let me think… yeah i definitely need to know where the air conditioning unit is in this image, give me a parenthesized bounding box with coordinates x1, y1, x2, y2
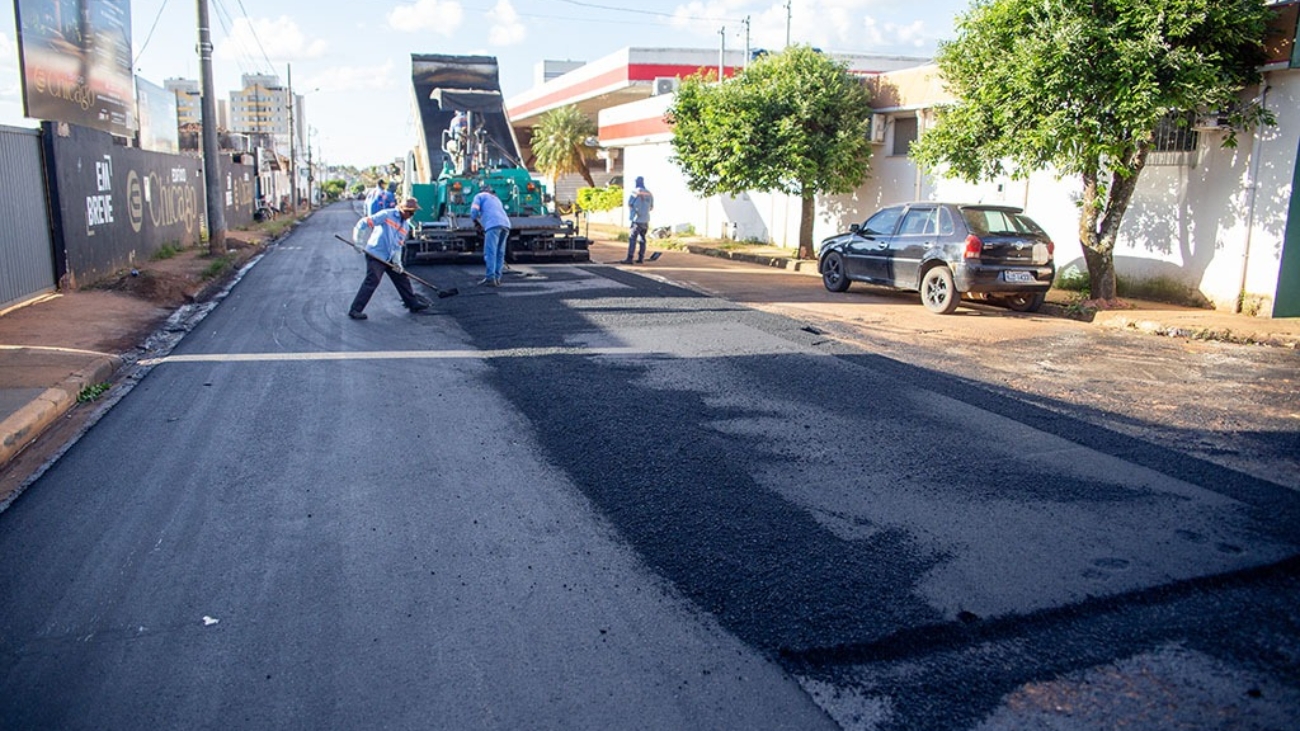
(652, 77, 680, 96)
(1192, 113, 1227, 131)
(870, 114, 887, 144)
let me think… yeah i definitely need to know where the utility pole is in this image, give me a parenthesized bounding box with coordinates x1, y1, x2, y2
(306, 127, 314, 208)
(718, 26, 726, 82)
(197, 0, 226, 254)
(743, 16, 751, 70)
(288, 63, 297, 214)
(785, 0, 792, 48)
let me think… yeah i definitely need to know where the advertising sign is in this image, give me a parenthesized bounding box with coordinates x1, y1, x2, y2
(43, 121, 201, 288)
(136, 76, 179, 153)
(13, 0, 136, 138)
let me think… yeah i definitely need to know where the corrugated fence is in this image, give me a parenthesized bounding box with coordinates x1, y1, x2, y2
(0, 125, 55, 310)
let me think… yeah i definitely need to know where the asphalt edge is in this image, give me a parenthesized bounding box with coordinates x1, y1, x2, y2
(0, 226, 286, 514)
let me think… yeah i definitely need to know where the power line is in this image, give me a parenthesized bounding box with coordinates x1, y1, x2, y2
(233, 0, 278, 73)
(132, 0, 171, 68)
(211, 0, 276, 79)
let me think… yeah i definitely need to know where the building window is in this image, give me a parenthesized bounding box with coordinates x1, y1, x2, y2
(892, 116, 918, 157)
(1153, 112, 1199, 152)
(1148, 111, 1200, 167)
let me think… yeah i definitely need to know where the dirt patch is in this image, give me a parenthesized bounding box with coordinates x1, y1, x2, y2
(91, 232, 268, 309)
(0, 228, 275, 359)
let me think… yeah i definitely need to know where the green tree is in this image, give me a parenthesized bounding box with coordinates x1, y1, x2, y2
(532, 105, 598, 187)
(910, 0, 1274, 302)
(321, 179, 347, 202)
(667, 45, 873, 259)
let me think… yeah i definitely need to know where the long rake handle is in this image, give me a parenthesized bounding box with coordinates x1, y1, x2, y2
(333, 234, 443, 292)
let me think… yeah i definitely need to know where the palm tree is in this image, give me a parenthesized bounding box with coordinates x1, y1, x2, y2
(531, 105, 598, 187)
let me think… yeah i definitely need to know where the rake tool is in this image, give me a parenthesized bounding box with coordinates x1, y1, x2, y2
(334, 234, 458, 298)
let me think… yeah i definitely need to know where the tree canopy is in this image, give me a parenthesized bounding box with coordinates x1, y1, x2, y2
(531, 104, 599, 187)
(667, 46, 873, 258)
(910, 0, 1274, 301)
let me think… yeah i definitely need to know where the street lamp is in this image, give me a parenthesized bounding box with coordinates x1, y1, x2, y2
(307, 126, 319, 208)
(289, 83, 321, 212)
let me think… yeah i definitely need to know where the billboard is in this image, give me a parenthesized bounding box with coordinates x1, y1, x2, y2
(136, 76, 178, 153)
(13, 0, 136, 138)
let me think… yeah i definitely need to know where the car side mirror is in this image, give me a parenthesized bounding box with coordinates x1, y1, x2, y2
(849, 223, 861, 234)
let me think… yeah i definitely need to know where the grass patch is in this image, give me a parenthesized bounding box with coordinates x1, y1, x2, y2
(201, 255, 235, 280)
(77, 382, 111, 403)
(1054, 267, 1090, 295)
(256, 217, 296, 237)
(1058, 294, 1100, 320)
(151, 243, 184, 261)
(1057, 266, 1210, 309)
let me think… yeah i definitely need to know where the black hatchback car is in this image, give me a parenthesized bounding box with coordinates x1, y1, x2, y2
(819, 202, 1056, 314)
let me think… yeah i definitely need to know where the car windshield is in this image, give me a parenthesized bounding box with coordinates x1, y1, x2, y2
(861, 207, 903, 236)
(961, 208, 1046, 236)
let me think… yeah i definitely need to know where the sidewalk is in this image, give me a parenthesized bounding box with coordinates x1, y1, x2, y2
(670, 240, 1300, 348)
(3, 232, 1297, 496)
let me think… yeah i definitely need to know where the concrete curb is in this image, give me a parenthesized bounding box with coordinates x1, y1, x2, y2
(1093, 313, 1300, 349)
(0, 354, 121, 468)
(683, 245, 821, 274)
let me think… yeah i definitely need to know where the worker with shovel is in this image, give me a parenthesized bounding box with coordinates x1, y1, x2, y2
(347, 197, 432, 320)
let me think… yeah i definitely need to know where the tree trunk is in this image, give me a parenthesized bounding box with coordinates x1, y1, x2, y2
(577, 159, 596, 188)
(1081, 244, 1117, 300)
(1076, 144, 1148, 302)
(797, 192, 817, 260)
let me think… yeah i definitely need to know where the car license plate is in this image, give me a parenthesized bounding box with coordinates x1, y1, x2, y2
(1004, 270, 1035, 283)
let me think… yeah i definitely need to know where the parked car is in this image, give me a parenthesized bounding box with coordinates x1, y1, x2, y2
(818, 202, 1056, 314)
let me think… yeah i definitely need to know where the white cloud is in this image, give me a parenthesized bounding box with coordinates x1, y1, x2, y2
(487, 0, 526, 46)
(215, 17, 328, 63)
(862, 17, 929, 49)
(667, 1, 939, 53)
(303, 60, 398, 93)
(388, 0, 465, 35)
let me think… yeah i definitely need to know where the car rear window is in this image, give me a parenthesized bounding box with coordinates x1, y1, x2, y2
(961, 208, 1046, 236)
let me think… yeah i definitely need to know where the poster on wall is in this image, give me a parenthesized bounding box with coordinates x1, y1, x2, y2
(13, 0, 136, 138)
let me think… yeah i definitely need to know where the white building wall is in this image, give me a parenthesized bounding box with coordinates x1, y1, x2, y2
(1242, 71, 1298, 311)
(619, 144, 705, 231)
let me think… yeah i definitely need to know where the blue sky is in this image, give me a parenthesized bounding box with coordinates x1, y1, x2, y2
(0, 0, 971, 168)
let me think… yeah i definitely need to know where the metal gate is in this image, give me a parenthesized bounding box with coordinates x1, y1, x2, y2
(0, 125, 54, 310)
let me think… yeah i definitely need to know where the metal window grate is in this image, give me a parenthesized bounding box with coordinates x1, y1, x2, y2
(1153, 112, 1199, 152)
(1148, 112, 1200, 166)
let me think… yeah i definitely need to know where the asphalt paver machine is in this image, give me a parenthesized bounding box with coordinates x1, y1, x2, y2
(403, 54, 589, 264)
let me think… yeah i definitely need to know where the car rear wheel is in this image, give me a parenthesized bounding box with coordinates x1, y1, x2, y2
(1000, 291, 1046, 312)
(822, 252, 850, 292)
(921, 265, 960, 314)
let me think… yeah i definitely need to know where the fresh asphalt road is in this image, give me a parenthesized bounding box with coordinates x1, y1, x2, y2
(2, 203, 1298, 730)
